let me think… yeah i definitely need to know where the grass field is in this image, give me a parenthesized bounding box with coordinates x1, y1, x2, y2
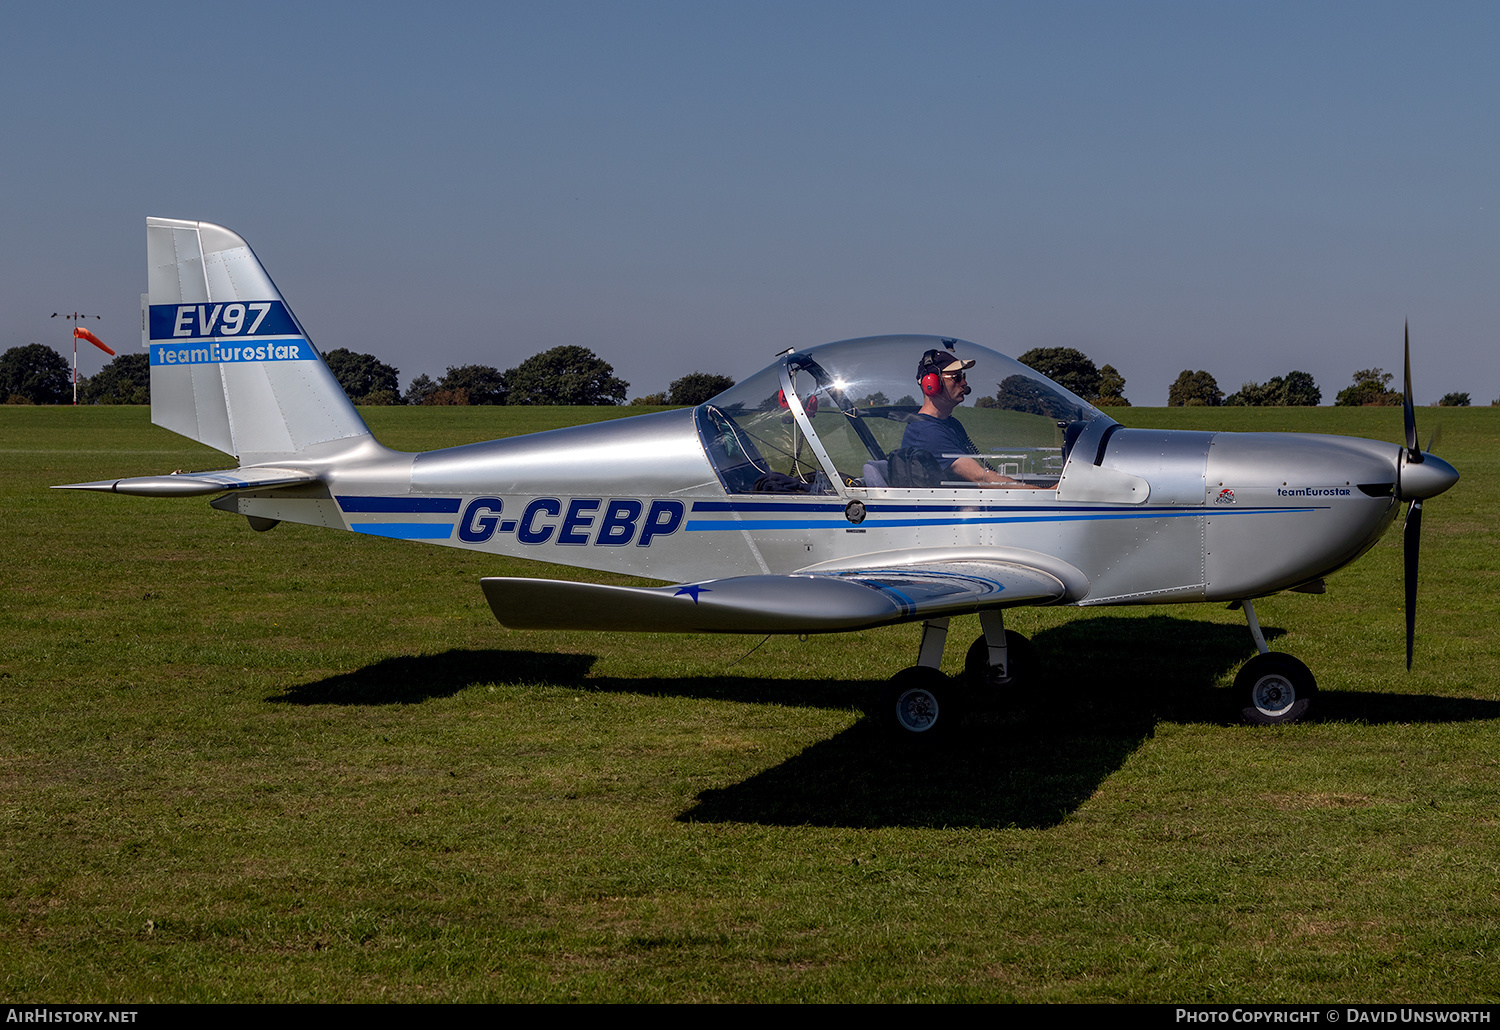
(3, 402, 1497, 1002)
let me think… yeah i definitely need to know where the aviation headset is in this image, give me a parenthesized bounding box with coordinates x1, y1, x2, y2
(919, 350, 974, 397)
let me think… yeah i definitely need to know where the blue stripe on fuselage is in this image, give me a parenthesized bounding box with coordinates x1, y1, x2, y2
(683, 506, 1318, 532)
(349, 523, 456, 540)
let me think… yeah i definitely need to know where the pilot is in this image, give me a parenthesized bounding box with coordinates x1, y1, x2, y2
(902, 349, 1041, 488)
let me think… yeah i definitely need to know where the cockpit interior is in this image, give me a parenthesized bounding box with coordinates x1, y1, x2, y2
(695, 335, 1114, 494)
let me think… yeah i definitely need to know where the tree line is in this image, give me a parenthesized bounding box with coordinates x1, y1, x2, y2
(961, 349, 1482, 408)
(0, 344, 148, 405)
(1165, 366, 1473, 407)
(325, 345, 639, 406)
(999, 348, 1132, 407)
(350, 348, 734, 407)
(1, 340, 1483, 408)
(0, 341, 739, 408)
(1167, 368, 1322, 407)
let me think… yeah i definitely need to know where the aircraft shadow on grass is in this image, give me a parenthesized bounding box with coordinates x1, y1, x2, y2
(271, 615, 1500, 830)
(269, 649, 600, 705)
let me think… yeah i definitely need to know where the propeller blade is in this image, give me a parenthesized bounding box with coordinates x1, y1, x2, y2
(1404, 499, 1423, 670)
(1403, 322, 1421, 464)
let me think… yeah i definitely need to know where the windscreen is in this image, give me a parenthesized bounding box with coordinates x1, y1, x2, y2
(696, 335, 1114, 492)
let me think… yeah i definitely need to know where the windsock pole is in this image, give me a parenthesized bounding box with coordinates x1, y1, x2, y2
(52, 312, 107, 404)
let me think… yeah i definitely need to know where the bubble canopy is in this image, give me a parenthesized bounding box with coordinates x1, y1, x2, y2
(695, 334, 1116, 494)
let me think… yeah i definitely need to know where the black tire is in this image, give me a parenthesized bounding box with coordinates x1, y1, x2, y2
(963, 630, 1033, 691)
(1235, 653, 1317, 725)
(881, 666, 960, 742)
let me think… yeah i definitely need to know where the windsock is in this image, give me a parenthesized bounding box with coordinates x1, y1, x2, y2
(74, 327, 114, 355)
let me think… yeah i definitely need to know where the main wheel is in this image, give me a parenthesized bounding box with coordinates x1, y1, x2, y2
(1235, 653, 1317, 725)
(882, 666, 960, 742)
(964, 630, 1033, 690)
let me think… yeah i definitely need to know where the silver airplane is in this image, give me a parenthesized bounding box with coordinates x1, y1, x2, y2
(59, 218, 1460, 740)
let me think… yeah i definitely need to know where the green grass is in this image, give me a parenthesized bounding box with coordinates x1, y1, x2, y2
(3, 403, 1498, 1002)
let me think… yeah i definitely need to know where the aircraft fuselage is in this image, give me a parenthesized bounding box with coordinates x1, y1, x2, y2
(210, 406, 1409, 608)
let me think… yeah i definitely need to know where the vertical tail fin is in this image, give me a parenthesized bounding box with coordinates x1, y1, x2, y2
(145, 217, 371, 463)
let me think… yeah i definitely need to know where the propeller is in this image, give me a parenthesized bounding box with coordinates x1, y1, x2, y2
(1395, 323, 1460, 669)
(1403, 490, 1422, 670)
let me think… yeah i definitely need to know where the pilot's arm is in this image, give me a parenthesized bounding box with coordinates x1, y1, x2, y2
(948, 455, 1045, 489)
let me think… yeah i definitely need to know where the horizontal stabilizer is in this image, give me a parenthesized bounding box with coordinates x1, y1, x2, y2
(53, 467, 320, 497)
(481, 562, 1065, 634)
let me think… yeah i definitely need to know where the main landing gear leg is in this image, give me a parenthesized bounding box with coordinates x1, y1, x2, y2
(881, 618, 958, 742)
(1242, 599, 1269, 655)
(1233, 599, 1317, 725)
(916, 617, 949, 669)
(978, 610, 1010, 677)
(963, 610, 1035, 711)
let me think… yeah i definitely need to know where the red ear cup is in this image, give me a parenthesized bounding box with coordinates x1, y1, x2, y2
(777, 388, 820, 415)
(921, 372, 941, 397)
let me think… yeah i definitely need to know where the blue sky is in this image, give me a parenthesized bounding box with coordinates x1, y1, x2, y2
(3, 1, 1495, 404)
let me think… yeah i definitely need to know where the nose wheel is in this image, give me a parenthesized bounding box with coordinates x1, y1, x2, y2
(1235, 652, 1317, 725)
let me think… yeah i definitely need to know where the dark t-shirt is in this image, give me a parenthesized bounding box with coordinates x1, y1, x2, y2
(900, 413, 979, 472)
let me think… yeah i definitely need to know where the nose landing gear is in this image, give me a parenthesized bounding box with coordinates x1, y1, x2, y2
(1235, 651, 1317, 725)
(1233, 600, 1317, 725)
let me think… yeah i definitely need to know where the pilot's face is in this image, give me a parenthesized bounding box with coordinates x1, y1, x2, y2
(941, 369, 970, 404)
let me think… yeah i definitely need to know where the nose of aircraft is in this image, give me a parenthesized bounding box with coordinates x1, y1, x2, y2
(1398, 451, 1460, 501)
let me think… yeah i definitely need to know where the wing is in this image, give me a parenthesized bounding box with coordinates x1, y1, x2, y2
(53, 467, 321, 497)
(480, 561, 1066, 634)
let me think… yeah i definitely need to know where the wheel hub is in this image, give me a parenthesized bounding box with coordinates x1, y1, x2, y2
(1252, 675, 1296, 718)
(894, 688, 939, 732)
